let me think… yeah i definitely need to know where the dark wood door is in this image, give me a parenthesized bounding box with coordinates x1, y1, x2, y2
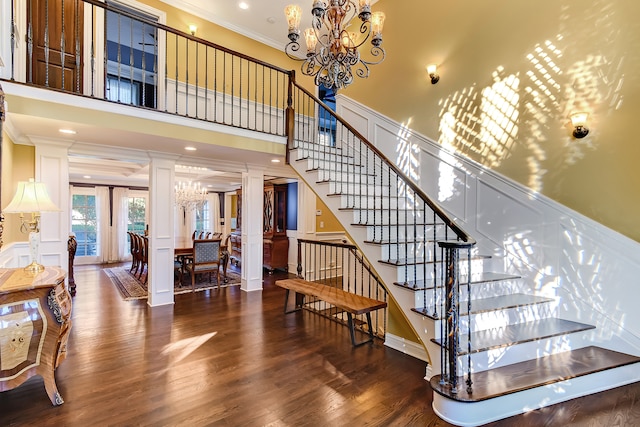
(27, 0, 84, 92)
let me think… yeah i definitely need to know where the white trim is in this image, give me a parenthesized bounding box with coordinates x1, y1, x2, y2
(384, 333, 429, 363)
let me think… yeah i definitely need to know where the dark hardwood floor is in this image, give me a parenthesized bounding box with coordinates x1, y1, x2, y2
(1, 264, 638, 426)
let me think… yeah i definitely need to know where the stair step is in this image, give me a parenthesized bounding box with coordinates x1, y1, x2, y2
(380, 255, 490, 267)
(432, 318, 595, 354)
(430, 346, 640, 402)
(412, 293, 552, 320)
(394, 272, 521, 291)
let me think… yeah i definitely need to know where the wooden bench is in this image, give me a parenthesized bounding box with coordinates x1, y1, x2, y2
(274, 278, 387, 347)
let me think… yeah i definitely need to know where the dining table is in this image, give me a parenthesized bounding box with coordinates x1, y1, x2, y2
(174, 242, 229, 283)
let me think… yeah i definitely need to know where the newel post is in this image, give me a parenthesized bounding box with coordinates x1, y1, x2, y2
(296, 238, 303, 278)
(438, 240, 475, 395)
(285, 70, 296, 166)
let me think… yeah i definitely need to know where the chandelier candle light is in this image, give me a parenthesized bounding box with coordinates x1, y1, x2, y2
(284, 0, 386, 90)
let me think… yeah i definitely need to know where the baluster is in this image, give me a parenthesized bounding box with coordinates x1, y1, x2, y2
(141, 22, 147, 106)
(60, 0, 65, 90)
(74, 0, 80, 93)
(26, 0, 33, 83)
(44, 0, 50, 86)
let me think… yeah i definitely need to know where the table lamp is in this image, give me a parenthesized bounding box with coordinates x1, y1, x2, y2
(3, 179, 60, 273)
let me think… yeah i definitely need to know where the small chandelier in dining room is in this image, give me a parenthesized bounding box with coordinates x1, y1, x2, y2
(284, 0, 386, 91)
(174, 169, 207, 212)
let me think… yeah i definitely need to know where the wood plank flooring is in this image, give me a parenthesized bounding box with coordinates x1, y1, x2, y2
(0, 264, 639, 426)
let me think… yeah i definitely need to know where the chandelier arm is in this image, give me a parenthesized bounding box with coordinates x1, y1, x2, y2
(359, 46, 385, 66)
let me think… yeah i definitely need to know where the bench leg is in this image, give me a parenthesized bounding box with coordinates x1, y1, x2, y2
(347, 312, 375, 347)
(284, 289, 304, 314)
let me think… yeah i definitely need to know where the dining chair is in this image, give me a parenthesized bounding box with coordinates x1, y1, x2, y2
(185, 239, 221, 291)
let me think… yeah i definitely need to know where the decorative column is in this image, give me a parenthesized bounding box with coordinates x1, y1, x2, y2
(33, 138, 71, 270)
(147, 154, 177, 307)
(241, 168, 263, 292)
(0, 83, 4, 249)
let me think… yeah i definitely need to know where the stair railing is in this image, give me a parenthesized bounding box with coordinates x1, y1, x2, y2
(296, 238, 387, 339)
(4, 0, 292, 136)
(287, 80, 476, 394)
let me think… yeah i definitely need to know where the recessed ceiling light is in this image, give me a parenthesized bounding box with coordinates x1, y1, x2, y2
(59, 129, 76, 134)
(271, 159, 281, 163)
(267, 16, 276, 24)
(185, 146, 197, 151)
(83, 175, 91, 179)
(239, 2, 249, 10)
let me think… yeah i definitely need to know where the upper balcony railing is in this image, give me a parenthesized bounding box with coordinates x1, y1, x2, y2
(1, 0, 291, 136)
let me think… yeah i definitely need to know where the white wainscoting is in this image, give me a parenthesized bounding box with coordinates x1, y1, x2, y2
(338, 95, 640, 356)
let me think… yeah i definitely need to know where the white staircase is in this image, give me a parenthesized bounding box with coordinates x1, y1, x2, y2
(288, 139, 640, 426)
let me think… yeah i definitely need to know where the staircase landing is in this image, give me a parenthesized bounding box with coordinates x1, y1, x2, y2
(431, 346, 640, 402)
(430, 346, 640, 426)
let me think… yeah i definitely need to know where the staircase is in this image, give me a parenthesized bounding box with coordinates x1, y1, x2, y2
(285, 84, 640, 426)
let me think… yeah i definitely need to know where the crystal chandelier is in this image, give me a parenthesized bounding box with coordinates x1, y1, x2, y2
(284, 0, 386, 91)
(175, 172, 207, 212)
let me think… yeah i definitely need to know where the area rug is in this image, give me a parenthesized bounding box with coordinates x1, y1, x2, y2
(104, 267, 241, 300)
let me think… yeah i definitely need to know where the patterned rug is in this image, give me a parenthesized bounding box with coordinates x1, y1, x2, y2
(104, 267, 241, 300)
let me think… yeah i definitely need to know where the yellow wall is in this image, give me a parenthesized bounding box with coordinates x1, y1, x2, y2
(344, 0, 640, 243)
(1, 133, 35, 245)
(315, 196, 343, 232)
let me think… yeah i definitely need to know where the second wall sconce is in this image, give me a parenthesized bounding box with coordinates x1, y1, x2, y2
(189, 24, 197, 36)
(426, 64, 439, 84)
(570, 112, 589, 138)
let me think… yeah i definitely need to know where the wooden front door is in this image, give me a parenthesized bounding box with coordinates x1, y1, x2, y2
(27, 0, 84, 92)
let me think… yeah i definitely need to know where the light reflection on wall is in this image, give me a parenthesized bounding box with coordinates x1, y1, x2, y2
(395, 118, 420, 184)
(395, 119, 420, 210)
(436, 69, 520, 203)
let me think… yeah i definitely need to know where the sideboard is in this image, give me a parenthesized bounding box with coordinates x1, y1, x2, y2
(0, 267, 72, 405)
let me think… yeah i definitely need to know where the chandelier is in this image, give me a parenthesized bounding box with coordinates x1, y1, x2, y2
(284, 0, 386, 91)
(175, 167, 207, 212)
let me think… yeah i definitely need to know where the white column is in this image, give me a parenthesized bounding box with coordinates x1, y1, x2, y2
(148, 154, 177, 307)
(33, 138, 71, 271)
(241, 169, 263, 292)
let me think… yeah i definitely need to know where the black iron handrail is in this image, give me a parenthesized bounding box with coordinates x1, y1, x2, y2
(5, 0, 292, 136)
(287, 80, 476, 393)
(295, 238, 388, 339)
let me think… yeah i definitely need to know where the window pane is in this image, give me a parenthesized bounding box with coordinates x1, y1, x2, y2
(195, 201, 209, 232)
(71, 194, 98, 257)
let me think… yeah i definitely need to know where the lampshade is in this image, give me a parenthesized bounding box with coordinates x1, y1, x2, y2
(3, 179, 60, 213)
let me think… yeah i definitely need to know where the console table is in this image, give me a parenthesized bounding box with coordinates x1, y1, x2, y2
(0, 267, 72, 405)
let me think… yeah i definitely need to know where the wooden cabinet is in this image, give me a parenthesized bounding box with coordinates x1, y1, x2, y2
(230, 184, 289, 272)
(0, 267, 71, 405)
(263, 184, 289, 272)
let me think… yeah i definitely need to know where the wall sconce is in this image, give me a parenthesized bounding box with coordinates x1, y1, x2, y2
(426, 64, 439, 84)
(3, 179, 60, 273)
(189, 24, 197, 36)
(570, 112, 589, 138)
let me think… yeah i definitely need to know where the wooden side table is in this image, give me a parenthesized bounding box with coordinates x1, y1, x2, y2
(0, 267, 72, 405)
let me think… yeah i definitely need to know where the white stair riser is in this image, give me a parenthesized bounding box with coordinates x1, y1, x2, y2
(327, 182, 390, 196)
(455, 329, 595, 375)
(351, 209, 439, 225)
(409, 279, 527, 310)
(340, 195, 407, 210)
(365, 224, 447, 241)
(431, 301, 557, 339)
(316, 170, 380, 185)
